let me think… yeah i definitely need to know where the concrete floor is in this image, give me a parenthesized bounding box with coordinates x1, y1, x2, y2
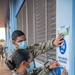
(0, 60, 12, 75)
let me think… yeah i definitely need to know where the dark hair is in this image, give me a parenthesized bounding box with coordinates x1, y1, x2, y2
(12, 30, 25, 41)
(6, 49, 30, 70)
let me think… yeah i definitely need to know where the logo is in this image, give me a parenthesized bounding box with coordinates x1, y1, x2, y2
(59, 38, 66, 54)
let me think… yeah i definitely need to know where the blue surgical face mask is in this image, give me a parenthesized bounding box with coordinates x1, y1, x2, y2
(18, 41, 27, 49)
(27, 62, 34, 73)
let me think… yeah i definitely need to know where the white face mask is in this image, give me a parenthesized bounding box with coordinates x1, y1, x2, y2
(18, 41, 27, 49)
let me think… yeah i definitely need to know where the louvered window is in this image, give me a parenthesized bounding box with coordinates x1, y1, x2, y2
(17, 8, 23, 31)
(34, 0, 56, 62)
(34, 0, 45, 43)
(17, 2, 27, 36)
(47, 0, 56, 60)
(27, 0, 34, 45)
(34, 0, 47, 62)
(22, 2, 26, 35)
(17, 0, 56, 63)
(17, 0, 34, 45)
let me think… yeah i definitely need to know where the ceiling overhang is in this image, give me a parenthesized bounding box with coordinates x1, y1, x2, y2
(0, 0, 9, 28)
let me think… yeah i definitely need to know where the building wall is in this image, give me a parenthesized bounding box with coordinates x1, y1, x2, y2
(56, 0, 75, 75)
(5, 0, 75, 74)
(72, 0, 75, 74)
(6, 0, 25, 55)
(17, 0, 56, 63)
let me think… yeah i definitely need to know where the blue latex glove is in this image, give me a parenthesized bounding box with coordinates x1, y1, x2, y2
(51, 67, 64, 75)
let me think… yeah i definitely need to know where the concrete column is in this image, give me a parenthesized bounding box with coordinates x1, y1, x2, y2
(56, 0, 75, 75)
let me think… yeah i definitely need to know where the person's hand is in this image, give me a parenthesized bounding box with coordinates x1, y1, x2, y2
(61, 68, 67, 75)
(52, 34, 64, 47)
(49, 61, 60, 69)
(49, 60, 57, 65)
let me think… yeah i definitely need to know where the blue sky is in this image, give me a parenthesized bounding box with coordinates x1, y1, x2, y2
(0, 28, 5, 40)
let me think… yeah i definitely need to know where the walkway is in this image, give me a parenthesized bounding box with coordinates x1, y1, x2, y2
(0, 60, 12, 75)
